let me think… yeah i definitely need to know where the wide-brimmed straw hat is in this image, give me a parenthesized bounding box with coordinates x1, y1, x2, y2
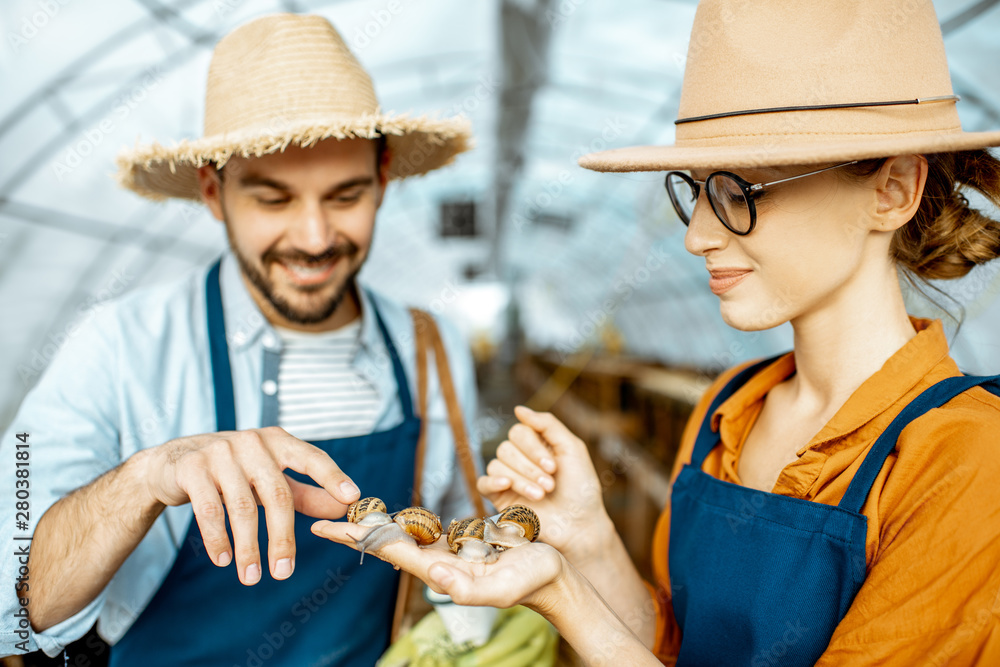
(580, 0, 1000, 172)
(116, 13, 472, 201)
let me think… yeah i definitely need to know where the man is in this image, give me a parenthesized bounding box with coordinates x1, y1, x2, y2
(0, 13, 481, 665)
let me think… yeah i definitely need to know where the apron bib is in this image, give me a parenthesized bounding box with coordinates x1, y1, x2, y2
(111, 259, 420, 666)
(669, 356, 1000, 666)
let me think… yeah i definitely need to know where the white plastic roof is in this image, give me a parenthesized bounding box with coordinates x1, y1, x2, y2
(2, 0, 999, 426)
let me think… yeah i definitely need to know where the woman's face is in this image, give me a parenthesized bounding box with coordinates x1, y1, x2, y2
(683, 164, 888, 331)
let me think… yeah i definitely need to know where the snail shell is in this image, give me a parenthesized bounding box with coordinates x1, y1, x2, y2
(447, 517, 486, 554)
(483, 505, 541, 549)
(348, 497, 387, 523)
(393, 506, 442, 546)
(352, 506, 442, 564)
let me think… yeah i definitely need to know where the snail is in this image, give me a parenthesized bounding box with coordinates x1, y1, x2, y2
(347, 497, 387, 523)
(347, 499, 442, 564)
(482, 505, 541, 550)
(446, 517, 498, 564)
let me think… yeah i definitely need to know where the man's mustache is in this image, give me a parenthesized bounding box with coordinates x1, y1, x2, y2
(264, 242, 359, 266)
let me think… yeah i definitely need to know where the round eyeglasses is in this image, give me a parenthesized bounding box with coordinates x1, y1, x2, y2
(664, 161, 858, 235)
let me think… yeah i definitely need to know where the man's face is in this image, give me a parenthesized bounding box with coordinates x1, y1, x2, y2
(197, 138, 389, 329)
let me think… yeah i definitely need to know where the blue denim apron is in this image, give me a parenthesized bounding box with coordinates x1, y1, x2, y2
(669, 356, 1000, 666)
(110, 259, 420, 666)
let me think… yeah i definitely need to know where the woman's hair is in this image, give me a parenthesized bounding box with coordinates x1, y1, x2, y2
(842, 150, 1000, 328)
(844, 150, 1000, 281)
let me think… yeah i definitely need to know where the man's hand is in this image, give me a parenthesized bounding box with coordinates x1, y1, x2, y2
(143, 426, 360, 585)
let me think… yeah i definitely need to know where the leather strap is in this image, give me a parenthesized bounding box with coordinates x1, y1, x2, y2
(412, 309, 486, 516)
(391, 309, 486, 642)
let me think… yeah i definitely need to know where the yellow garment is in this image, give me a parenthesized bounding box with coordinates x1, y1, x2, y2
(649, 318, 1000, 664)
(378, 605, 557, 667)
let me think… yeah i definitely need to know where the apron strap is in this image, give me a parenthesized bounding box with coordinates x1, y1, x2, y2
(690, 354, 785, 467)
(206, 259, 237, 432)
(838, 373, 1000, 513)
(206, 258, 416, 430)
(371, 298, 416, 422)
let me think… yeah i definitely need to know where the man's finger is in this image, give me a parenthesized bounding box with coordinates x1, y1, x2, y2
(246, 469, 297, 581)
(182, 469, 232, 567)
(287, 477, 351, 519)
(215, 465, 262, 586)
(265, 428, 361, 504)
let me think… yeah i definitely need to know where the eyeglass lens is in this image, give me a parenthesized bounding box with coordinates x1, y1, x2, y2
(666, 172, 697, 223)
(666, 172, 752, 234)
(706, 174, 752, 234)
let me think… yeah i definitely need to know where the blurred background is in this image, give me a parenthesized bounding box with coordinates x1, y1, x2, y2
(1, 0, 999, 663)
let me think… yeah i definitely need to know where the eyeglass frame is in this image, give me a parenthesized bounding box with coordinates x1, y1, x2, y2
(664, 160, 858, 235)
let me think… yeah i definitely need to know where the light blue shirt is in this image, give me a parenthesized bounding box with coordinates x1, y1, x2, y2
(0, 252, 482, 657)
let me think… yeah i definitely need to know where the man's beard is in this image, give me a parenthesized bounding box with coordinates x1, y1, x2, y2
(226, 228, 363, 326)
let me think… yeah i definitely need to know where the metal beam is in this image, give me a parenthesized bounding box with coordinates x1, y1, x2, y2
(489, 0, 556, 276)
(0, 199, 214, 259)
(941, 0, 1000, 35)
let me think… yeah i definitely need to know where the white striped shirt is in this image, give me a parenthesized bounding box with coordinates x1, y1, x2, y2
(275, 319, 381, 441)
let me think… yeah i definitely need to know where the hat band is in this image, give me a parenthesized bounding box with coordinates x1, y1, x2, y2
(675, 95, 960, 125)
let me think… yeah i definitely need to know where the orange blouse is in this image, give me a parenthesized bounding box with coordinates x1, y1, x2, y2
(648, 318, 1000, 665)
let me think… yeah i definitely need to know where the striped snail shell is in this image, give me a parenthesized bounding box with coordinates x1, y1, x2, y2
(447, 517, 486, 554)
(498, 505, 540, 542)
(393, 506, 442, 546)
(353, 505, 441, 564)
(483, 505, 541, 549)
(447, 517, 497, 563)
(348, 497, 388, 524)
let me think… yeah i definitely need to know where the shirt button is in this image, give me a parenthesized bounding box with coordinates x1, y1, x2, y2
(231, 331, 247, 345)
(261, 380, 278, 396)
(261, 333, 278, 350)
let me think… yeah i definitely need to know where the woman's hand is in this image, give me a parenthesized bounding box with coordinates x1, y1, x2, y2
(309, 518, 566, 613)
(310, 518, 662, 666)
(478, 406, 613, 563)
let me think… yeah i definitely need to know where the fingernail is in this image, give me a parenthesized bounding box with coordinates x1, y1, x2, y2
(217, 552, 231, 567)
(274, 557, 293, 579)
(245, 563, 261, 584)
(526, 484, 544, 500)
(496, 477, 511, 487)
(538, 476, 555, 492)
(340, 481, 360, 498)
(429, 564, 453, 587)
(541, 457, 556, 473)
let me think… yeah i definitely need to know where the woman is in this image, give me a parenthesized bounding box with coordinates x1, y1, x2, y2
(313, 1, 1000, 664)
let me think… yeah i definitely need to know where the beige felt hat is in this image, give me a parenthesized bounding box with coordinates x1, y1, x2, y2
(116, 13, 472, 201)
(579, 0, 1000, 172)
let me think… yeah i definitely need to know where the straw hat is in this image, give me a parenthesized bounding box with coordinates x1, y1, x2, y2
(580, 0, 1000, 172)
(116, 13, 472, 201)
